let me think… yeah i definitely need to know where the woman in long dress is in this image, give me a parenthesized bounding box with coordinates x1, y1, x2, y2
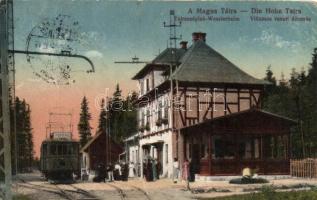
(128, 162, 135, 178)
(182, 159, 189, 181)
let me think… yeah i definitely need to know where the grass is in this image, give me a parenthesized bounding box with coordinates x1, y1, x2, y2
(13, 194, 31, 200)
(202, 186, 317, 200)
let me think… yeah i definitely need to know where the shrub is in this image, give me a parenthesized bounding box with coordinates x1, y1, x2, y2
(229, 177, 269, 184)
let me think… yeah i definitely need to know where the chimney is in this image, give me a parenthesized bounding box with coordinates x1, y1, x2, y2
(192, 32, 206, 42)
(180, 41, 188, 49)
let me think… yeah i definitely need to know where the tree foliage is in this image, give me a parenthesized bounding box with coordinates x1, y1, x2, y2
(12, 97, 34, 172)
(263, 48, 317, 158)
(97, 98, 107, 135)
(106, 84, 138, 143)
(78, 96, 92, 147)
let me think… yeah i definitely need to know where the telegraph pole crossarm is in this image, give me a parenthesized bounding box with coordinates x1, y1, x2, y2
(114, 55, 149, 64)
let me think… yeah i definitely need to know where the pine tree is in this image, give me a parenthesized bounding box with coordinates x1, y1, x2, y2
(264, 65, 277, 85)
(97, 98, 107, 135)
(109, 84, 124, 142)
(262, 48, 317, 158)
(107, 85, 138, 143)
(78, 96, 92, 147)
(303, 48, 317, 157)
(122, 92, 138, 137)
(14, 98, 34, 172)
(24, 103, 34, 171)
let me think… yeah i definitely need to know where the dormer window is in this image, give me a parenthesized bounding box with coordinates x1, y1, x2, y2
(146, 78, 150, 92)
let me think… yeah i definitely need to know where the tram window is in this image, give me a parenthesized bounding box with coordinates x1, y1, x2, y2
(73, 145, 78, 154)
(67, 144, 72, 155)
(50, 144, 56, 155)
(58, 144, 63, 155)
(43, 144, 47, 156)
(63, 144, 67, 155)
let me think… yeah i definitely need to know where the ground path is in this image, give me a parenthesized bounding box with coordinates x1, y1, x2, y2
(13, 172, 317, 199)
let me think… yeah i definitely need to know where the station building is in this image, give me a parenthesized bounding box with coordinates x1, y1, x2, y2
(131, 32, 296, 178)
(81, 132, 123, 172)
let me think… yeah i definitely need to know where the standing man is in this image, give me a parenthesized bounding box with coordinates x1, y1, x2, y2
(173, 158, 179, 183)
(129, 162, 135, 178)
(107, 163, 114, 182)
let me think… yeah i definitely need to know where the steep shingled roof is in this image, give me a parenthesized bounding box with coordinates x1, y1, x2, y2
(171, 40, 270, 85)
(132, 48, 186, 80)
(152, 48, 186, 64)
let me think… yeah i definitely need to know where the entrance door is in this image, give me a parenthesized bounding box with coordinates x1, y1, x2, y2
(191, 144, 200, 174)
(157, 145, 163, 163)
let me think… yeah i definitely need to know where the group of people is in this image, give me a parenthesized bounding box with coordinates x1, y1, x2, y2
(173, 158, 196, 183)
(93, 161, 139, 182)
(90, 158, 196, 183)
(143, 157, 162, 182)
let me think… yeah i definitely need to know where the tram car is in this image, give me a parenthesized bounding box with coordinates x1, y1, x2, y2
(40, 132, 80, 180)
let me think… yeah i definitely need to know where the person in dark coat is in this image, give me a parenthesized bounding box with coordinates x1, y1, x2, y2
(189, 159, 195, 182)
(143, 161, 147, 181)
(146, 159, 153, 181)
(93, 163, 106, 182)
(121, 162, 129, 181)
(100, 163, 107, 182)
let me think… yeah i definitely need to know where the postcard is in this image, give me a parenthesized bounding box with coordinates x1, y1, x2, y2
(0, 0, 317, 199)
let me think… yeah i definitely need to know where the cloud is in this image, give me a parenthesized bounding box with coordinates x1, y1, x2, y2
(254, 30, 300, 50)
(37, 43, 56, 53)
(85, 50, 103, 58)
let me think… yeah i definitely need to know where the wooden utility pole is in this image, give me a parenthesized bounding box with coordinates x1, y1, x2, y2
(0, 1, 13, 198)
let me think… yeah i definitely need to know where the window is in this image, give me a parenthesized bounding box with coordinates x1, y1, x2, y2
(238, 139, 252, 159)
(132, 150, 134, 162)
(67, 144, 73, 155)
(165, 144, 168, 164)
(164, 104, 168, 119)
(188, 144, 192, 158)
(73, 144, 78, 154)
(136, 150, 139, 163)
(146, 79, 150, 92)
(157, 101, 162, 120)
(43, 144, 47, 156)
(213, 137, 235, 159)
(146, 110, 150, 126)
(141, 111, 145, 127)
(140, 80, 144, 95)
(50, 144, 56, 155)
(58, 144, 63, 155)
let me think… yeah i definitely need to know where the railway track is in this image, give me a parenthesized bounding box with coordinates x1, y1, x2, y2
(107, 182, 151, 200)
(55, 184, 99, 200)
(17, 178, 99, 200)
